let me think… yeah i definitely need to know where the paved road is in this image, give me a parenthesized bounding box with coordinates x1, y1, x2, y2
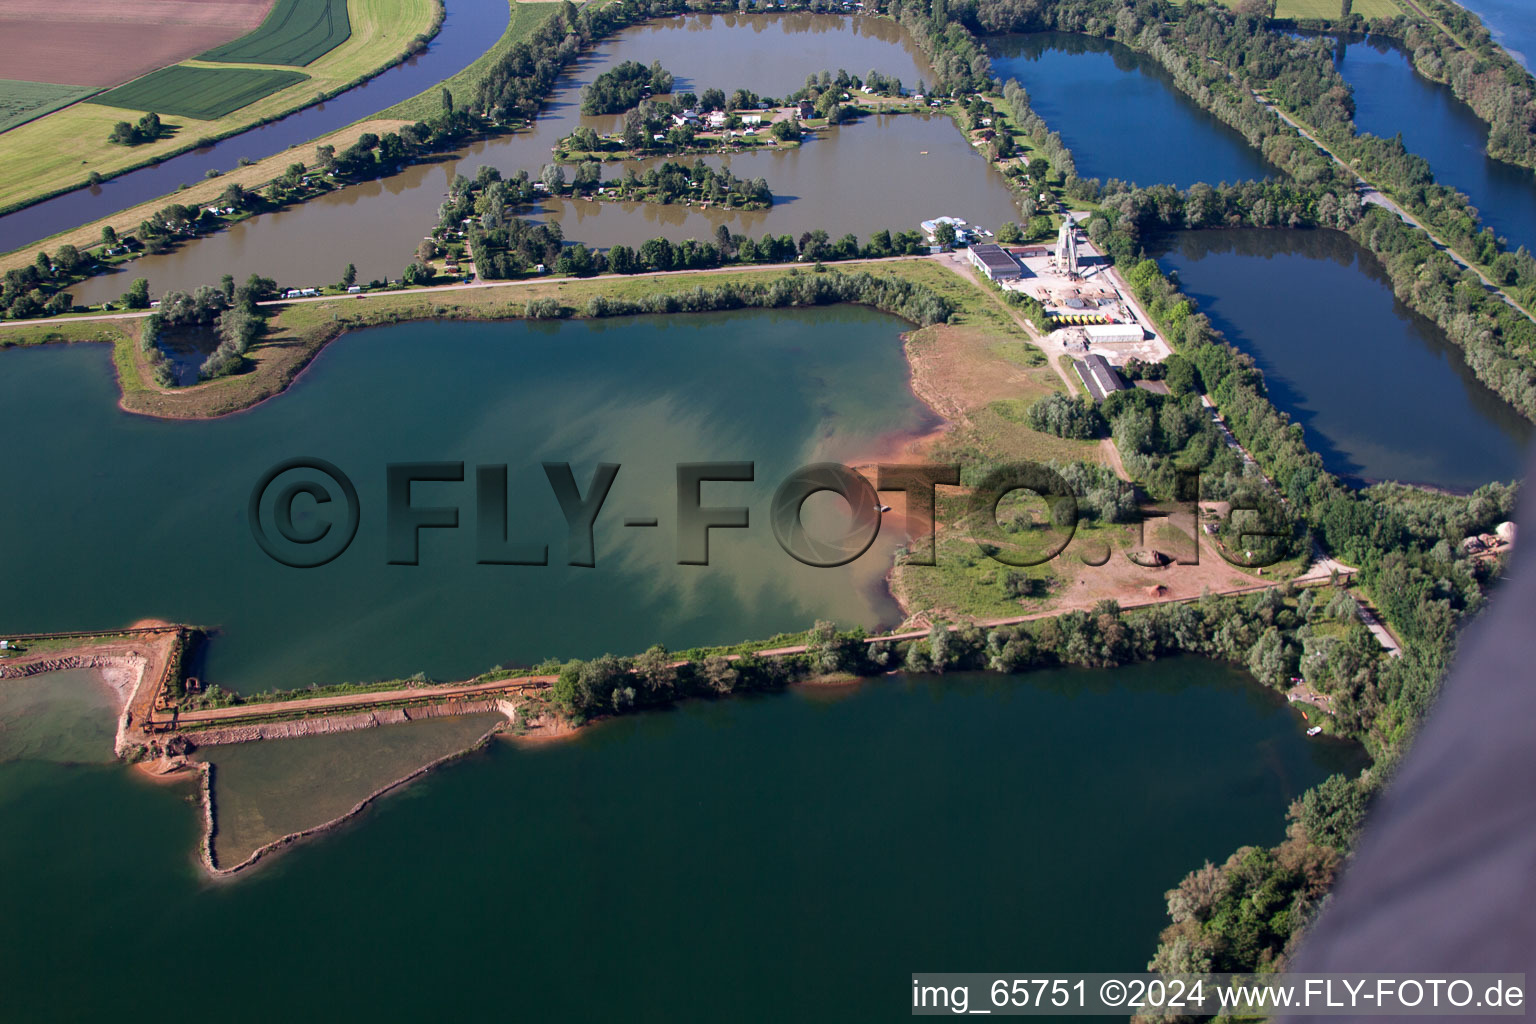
(1256, 98, 1534, 324)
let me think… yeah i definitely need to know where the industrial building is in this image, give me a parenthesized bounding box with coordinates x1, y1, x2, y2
(1053, 219, 1080, 276)
(1074, 353, 1129, 403)
(1083, 322, 1145, 344)
(967, 243, 1024, 281)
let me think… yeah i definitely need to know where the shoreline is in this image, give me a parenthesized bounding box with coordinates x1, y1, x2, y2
(0, 256, 938, 420)
(184, 700, 579, 877)
(191, 714, 511, 878)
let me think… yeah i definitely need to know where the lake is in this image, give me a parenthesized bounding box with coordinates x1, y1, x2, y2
(1324, 34, 1536, 254)
(1455, 0, 1534, 73)
(986, 32, 1280, 189)
(0, 658, 1364, 1020)
(72, 11, 1008, 305)
(1155, 228, 1531, 491)
(0, 307, 935, 693)
(68, 14, 1300, 305)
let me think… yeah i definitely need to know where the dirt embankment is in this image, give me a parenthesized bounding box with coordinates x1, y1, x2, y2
(181, 698, 508, 746)
(1, 649, 152, 756)
(193, 710, 513, 878)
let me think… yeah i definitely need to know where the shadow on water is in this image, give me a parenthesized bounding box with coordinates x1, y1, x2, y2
(1152, 228, 1531, 492)
(1295, 29, 1536, 254)
(987, 32, 1281, 188)
(0, 656, 1365, 1019)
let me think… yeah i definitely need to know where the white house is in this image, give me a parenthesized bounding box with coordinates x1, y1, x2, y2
(741, 113, 762, 125)
(707, 110, 727, 128)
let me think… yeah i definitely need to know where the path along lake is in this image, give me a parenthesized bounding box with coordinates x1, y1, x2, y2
(1321, 33, 1536, 254)
(0, 307, 936, 693)
(1155, 228, 1531, 491)
(0, 659, 1364, 1020)
(74, 17, 1288, 305)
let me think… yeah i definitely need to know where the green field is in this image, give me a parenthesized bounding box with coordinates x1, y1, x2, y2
(90, 66, 310, 120)
(197, 0, 353, 66)
(0, 80, 98, 134)
(1192, 0, 1402, 14)
(1281, 0, 1402, 16)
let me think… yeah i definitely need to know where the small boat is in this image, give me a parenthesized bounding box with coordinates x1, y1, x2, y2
(875, 504, 892, 513)
(1300, 709, 1308, 720)
(1306, 726, 1323, 737)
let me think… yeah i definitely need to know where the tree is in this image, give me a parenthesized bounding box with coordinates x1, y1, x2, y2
(1292, 774, 1367, 852)
(122, 278, 150, 310)
(1026, 392, 1105, 439)
(218, 182, 247, 210)
(634, 645, 677, 694)
(996, 221, 1023, 244)
(638, 237, 674, 271)
(933, 220, 957, 248)
(607, 244, 637, 274)
(1163, 354, 1203, 396)
(440, 86, 454, 114)
(926, 621, 952, 673)
(573, 160, 601, 192)
(540, 163, 566, 192)
(714, 224, 734, 257)
(416, 238, 438, 264)
(700, 654, 739, 694)
(402, 261, 431, 286)
(100, 225, 118, 247)
(341, 263, 357, 288)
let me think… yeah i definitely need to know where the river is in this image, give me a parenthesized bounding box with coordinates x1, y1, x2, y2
(986, 32, 1281, 189)
(1322, 33, 1536, 254)
(0, 658, 1364, 1020)
(0, 0, 514, 254)
(1155, 228, 1531, 491)
(0, 307, 935, 693)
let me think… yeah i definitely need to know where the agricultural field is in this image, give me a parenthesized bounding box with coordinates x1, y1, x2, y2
(1196, 0, 1404, 15)
(91, 67, 310, 121)
(0, 0, 273, 89)
(0, 0, 438, 221)
(0, 81, 98, 134)
(198, 0, 353, 66)
(1278, 0, 1402, 17)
